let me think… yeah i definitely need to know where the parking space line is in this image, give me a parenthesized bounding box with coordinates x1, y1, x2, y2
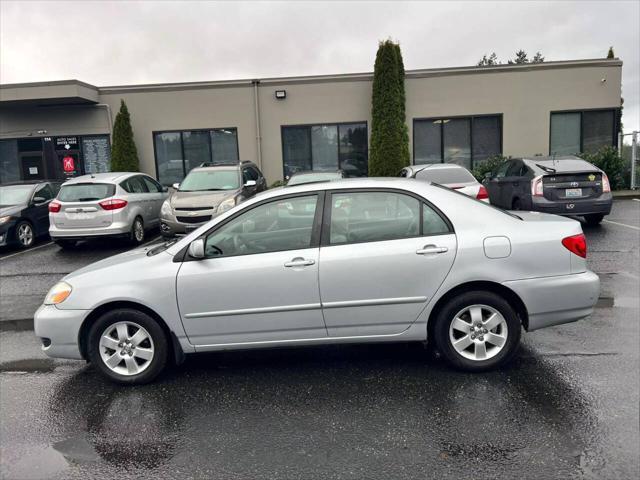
(0, 242, 54, 261)
(603, 219, 640, 231)
(633, 198, 640, 203)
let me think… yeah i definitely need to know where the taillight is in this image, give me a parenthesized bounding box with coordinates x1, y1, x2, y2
(562, 233, 587, 258)
(476, 185, 489, 200)
(531, 175, 544, 196)
(48, 201, 61, 213)
(602, 173, 611, 193)
(99, 199, 128, 210)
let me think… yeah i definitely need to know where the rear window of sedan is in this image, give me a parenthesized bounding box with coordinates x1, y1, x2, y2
(416, 167, 477, 184)
(58, 183, 116, 202)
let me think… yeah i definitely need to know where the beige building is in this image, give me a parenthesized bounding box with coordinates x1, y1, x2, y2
(0, 58, 622, 185)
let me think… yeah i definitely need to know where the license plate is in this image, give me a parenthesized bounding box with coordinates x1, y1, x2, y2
(70, 212, 92, 220)
(565, 188, 582, 197)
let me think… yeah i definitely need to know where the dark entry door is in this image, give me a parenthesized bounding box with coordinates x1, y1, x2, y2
(21, 154, 45, 180)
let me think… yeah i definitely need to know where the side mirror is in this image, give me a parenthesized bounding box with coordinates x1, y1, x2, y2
(188, 239, 205, 259)
(172, 183, 180, 190)
(32, 196, 47, 205)
(162, 186, 169, 193)
(244, 180, 257, 187)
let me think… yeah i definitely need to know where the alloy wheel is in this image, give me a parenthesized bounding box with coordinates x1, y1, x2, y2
(134, 219, 144, 242)
(448, 304, 508, 361)
(17, 223, 34, 247)
(99, 321, 155, 376)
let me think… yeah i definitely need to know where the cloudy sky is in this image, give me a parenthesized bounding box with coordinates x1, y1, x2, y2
(1, 0, 638, 132)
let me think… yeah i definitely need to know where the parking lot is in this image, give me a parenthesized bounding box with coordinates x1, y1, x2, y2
(0, 199, 638, 479)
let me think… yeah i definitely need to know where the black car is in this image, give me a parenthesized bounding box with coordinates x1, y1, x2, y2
(484, 156, 612, 225)
(0, 180, 61, 248)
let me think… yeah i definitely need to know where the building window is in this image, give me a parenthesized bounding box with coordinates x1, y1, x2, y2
(153, 128, 239, 185)
(0, 140, 20, 184)
(282, 122, 368, 178)
(413, 115, 502, 169)
(550, 109, 617, 155)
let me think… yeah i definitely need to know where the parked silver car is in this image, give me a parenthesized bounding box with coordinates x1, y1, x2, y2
(35, 178, 599, 384)
(399, 163, 489, 202)
(49, 173, 168, 248)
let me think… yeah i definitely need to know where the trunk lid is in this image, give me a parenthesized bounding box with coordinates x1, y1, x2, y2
(541, 171, 603, 201)
(53, 183, 116, 229)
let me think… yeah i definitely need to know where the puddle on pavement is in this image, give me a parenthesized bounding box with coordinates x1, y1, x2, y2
(0, 358, 55, 373)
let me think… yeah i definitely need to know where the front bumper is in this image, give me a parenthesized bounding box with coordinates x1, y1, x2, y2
(160, 212, 220, 236)
(34, 304, 89, 360)
(531, 193, 612, 216)
(503, 270, 600, 331)
(0, 220, 17, 246)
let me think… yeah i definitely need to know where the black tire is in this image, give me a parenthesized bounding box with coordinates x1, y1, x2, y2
(433, 290, 521, 372)
(584, 214, 604, 226)
(87, 308, 168, 385)
(14, 221, 35, 248)
(512, 198, 522, 210)
(129, 217, 145, 245)
(54, 239, 77, 249)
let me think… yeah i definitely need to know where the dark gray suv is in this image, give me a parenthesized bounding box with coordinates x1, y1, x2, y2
(484, 156, 612, 225)
(160, 161, 266, 236)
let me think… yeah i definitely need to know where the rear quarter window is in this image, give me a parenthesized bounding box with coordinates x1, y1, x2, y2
(58, 183, 115, 202)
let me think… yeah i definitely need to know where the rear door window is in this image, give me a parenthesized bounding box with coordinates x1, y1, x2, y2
(58, 183, 116, 202)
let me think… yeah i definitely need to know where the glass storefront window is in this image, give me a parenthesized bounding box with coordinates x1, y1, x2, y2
(550, 112, 581, 155)
(282, 122, 368, 178)
(550, 110, 617, 155)
(414, 115, 501, 168)
(0, 140, 20, 184)
(583, 110, 615, 153)
(153, 128, 239, 185)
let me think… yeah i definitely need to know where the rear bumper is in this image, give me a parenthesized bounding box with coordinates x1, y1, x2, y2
(50, 221, 131, 240)
(34, 304, 88, 360)
(532, 193, 612, 216)
(503, 270, 600, 331)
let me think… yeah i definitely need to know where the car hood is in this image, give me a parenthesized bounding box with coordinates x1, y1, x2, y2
(170, 190, 237, 209)
(65, 246, 157, 281)
(0, 204, 26, 217)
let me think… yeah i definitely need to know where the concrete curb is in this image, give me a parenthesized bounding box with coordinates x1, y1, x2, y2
(0, 319, 34, 332)
(612, 190, 640, 199)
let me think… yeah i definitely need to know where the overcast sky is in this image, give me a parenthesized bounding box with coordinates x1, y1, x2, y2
(1, 0, 638, 132)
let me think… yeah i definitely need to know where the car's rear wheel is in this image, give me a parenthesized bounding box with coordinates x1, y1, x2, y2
(54, 239, 77, 249)
(434, 291, 521, 371)
(15, 221, 35, 248)
(512, 198, 522, 210)
(87, 309, 168, 384)
(130, 217, 145, 245)
(584, 214, 604, 226)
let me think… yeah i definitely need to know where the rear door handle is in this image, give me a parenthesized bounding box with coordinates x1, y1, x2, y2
(284, 257, 315, 267)
(416, 245, 448, 255)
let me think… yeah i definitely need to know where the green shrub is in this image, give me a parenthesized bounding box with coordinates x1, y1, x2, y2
(270, 179, 286, 188)
(578, 146, 626, 190)
(471, 155, 508, 182)
(110, 100, 140, 172)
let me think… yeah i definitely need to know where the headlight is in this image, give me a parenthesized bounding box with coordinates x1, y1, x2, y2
(217, 197, 236, 213)
(0, 216, 12, 225)
(44, 281, 73, 305)
(160, 200, 172, 216)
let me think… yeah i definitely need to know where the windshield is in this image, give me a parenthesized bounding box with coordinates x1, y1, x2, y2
(0, 184, 34, 207)
(416, 167, 477, 184)
(179, 170, 240, 191)
(287, 172, 342, 186)
(58, 183, 115, 202)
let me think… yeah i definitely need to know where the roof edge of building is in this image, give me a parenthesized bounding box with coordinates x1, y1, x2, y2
(0, 58, 623, 94)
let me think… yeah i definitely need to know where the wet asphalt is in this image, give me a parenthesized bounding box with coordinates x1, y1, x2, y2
(0, 200, 638, 479)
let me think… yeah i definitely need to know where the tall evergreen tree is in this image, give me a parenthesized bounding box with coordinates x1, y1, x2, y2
(110, 100, 140, 172)
(607, 46, 615, 58)
(394, 43, 410, 170)
(369, 40, 409, 176)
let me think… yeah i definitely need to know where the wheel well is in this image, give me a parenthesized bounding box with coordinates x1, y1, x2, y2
(427, 281, 529, 341)
(78, 301, 175, 362)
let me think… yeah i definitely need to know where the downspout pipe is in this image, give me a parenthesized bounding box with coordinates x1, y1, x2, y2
(95, 103, 113, 137)
(252, 80, 263, 170)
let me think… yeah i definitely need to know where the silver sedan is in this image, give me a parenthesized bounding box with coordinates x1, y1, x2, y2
(35, 178, 599, 384)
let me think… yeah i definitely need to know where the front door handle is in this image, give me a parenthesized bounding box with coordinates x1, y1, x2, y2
(416, 245, 448, 255)
(284, 257, 315, 267)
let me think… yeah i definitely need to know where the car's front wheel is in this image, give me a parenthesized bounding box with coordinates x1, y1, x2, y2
(87, 309, 168, 384)
(434, 291, 521, 371)
(15, 221, 35, 248)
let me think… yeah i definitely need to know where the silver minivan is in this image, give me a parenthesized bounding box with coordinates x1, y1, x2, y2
(49, 173, 168, 248)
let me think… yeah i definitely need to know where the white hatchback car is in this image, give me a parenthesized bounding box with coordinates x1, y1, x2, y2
(36, 178, 599, 384)
(49, 173, 168, 248)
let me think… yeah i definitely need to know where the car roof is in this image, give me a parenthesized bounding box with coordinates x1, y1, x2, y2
(0, 180, 58, 186)
(521, 156, 599, 173)
(61, 172, 140, 185)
